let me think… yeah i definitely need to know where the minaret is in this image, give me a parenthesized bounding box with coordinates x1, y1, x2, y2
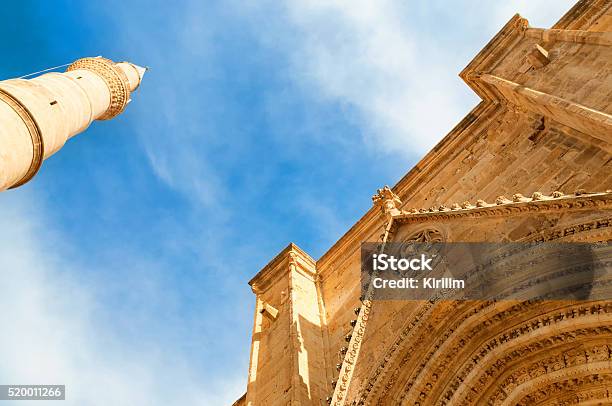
(0, 57, 146, 191)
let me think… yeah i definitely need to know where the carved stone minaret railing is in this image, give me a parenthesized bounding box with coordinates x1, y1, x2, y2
(0, 57, 146, 190)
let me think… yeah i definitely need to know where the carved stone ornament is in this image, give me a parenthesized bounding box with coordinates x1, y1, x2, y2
(67, 57, 131, 120)
(403, 228, 444, 243)
(372, 186, 403, 219)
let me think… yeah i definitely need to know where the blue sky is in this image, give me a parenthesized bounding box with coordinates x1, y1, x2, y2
(0, 1, 575, 404)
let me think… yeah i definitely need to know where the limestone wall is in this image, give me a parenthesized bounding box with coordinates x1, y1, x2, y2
(318, 0, 612, 399)
(242, 1, 612, 403)
(246, 244, 328, 405)
(345, 193, 612, 403)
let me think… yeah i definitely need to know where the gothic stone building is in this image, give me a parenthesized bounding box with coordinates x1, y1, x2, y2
(234, 1, 612, 404)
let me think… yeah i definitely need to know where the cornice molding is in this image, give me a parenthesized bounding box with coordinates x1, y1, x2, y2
(390, 191, 612, 229)
(459, 14, 528, 101)
(252, 1, 612, 285)
(553, 0, 611, 30)
(249, 243, 316, 295)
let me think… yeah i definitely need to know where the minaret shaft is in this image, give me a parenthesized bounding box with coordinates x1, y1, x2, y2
(0, 57, 145, 191)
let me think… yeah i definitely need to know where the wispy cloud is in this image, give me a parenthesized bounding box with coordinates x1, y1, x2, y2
(238, 0, 578, 156)
(0, 3, 580, 406)
(237, 0, 465, 154)
(0, 193, 245, 405)
(142, 137, 226, 209)
(103, 0, 577, 208)
(490, 0, 577, 29)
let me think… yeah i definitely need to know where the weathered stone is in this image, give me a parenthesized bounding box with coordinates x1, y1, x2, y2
(238, 1, 612, 405)
(526, 44, 551, 69)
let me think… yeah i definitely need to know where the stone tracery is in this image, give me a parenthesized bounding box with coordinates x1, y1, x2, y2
(349, 193, 612, 405)
(237, 2, 612, 404)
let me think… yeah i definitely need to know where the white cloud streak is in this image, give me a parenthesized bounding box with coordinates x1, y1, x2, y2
(242, 0, 578, 155)
(0, 3, 579, 406)
(0, 194, 244, 405)
(117, 0, 577, 202)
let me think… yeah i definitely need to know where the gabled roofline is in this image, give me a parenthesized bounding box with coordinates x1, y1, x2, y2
(316, 0, 610, 274)
(553, 0, 611, 30)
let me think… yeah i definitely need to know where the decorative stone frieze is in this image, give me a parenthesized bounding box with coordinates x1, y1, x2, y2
(239, 2, 612, 404)
(67, 57, 131, 120)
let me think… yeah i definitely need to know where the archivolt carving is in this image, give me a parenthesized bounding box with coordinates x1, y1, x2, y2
(376, 302, 612, 405)
(524, 218, 612, 242)
(454, 335, 612, 404)
(344, 193, 612, 405)
(512, 373, 612, 405)
(482, 350, 612, 405)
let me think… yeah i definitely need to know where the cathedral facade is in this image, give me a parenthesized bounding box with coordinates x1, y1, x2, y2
(235, 1, 612, 404)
